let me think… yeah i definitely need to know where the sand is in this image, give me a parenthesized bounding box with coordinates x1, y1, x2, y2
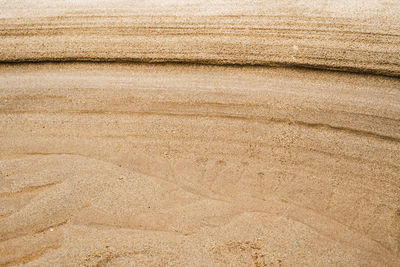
(1, 0, 400, 76)
(0, 1, 400, 266)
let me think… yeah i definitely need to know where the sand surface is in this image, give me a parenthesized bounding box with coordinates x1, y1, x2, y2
(1, 63, 399, 266)
(1, 0, 400, 76)
(0, 1, 400, 266)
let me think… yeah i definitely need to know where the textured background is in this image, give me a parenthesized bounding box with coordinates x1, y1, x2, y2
(1, 0, 400, 76)
(0, 1, 399, 266)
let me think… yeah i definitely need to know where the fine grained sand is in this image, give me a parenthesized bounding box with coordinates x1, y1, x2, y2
(1, 0, 400, 76)
(0, 1, 400, 266)
(1, 63, 399, 266)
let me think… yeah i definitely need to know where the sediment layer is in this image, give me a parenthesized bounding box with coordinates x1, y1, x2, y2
(0, 63, 399, 266)
(1, 0, 400, 76)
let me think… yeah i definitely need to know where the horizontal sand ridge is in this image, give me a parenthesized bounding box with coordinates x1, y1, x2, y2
(1, 0, 400, 77)
(2, 59, 399, 78)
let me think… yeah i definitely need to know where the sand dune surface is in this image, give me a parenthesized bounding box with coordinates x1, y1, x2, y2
(0, 0, 400, 266)
(0, 63, 399, 266)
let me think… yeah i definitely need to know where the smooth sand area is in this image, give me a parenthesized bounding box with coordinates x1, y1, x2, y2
(0, 63, 399, 266)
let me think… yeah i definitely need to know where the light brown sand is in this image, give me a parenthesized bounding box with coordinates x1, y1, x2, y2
(1, 0, 400, 76)
(0, 63, 399, 266)
(0, 0, 400, 266)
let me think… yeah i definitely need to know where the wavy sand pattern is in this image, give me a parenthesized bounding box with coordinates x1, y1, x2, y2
(0, 1, 400, 266)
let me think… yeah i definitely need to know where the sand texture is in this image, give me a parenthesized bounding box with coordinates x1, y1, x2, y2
(1, 0, 400, 76)
(0, 1, 400, 266)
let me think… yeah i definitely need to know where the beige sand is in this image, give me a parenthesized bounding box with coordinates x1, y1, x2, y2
(0, 0, 400, 266)
(0, 63, 399, 266)
(1, 0, 400, 76)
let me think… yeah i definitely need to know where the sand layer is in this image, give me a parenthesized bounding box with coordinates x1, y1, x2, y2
(1, 0, 400, 76)
(0, 63, 399, 266)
